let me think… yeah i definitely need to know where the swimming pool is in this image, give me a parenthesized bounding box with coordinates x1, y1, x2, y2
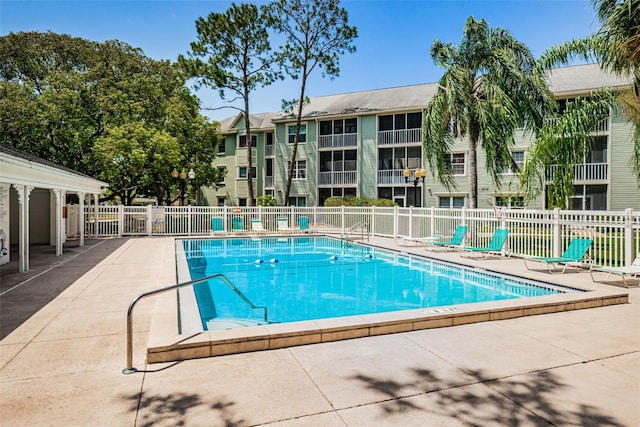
(179, 236, 568, 332)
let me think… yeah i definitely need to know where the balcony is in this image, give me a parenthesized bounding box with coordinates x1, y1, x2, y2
(318, 171, 357, 186)
(377, 128, 422, 145)
(546, 163, 608, 182)
(543, 117, 609, 133)
(265, 176, 274, 188)
(319, 133, 358, 149)
(377, 169, 407, 185)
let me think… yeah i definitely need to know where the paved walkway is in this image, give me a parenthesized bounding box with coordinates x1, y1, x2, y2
(1, 236, 638, 426)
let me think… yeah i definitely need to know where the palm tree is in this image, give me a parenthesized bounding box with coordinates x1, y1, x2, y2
(523, 0, 639, 206)
(423, 17, 556, 208)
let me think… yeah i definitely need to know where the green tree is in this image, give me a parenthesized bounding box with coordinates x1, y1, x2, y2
(0, 31, 224, 205)
(267, 0, 357, 206)
(423, 17, 556, 208)
(523, 0, 640, 207)
(179, 3, 281, 206)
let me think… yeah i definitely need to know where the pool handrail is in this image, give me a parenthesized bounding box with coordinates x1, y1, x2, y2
(123, 273, 268, 374)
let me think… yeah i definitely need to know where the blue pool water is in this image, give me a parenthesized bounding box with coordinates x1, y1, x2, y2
(181, 236, 566, 330)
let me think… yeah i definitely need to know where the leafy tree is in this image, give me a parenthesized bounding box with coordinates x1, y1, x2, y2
(423, 17, 556, 208)
(524, 0, 640, 207)
(179, 3, 281, 206)
(0, 31, 224, 205)
(323, 196, 396, 207)
(267, 0, 357, 206)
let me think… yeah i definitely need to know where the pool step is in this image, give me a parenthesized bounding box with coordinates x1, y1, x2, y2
(206, 318, 267, 330)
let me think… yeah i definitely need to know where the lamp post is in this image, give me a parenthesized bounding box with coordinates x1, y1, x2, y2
(172, 168, 195, 206)
(403, 167, 427, 207)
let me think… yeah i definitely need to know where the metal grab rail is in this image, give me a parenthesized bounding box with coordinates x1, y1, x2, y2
(343, 221, 369, 242)
(123, 273, 267, 374)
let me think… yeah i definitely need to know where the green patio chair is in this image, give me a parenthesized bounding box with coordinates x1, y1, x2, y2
(298, 216, 310, 233)
(232, 216, 245, 233)
(430, 225, 468, 251)
(524, 237, 593, 273)
(459, 228, 509, 259)
(210, 217, 224, 234)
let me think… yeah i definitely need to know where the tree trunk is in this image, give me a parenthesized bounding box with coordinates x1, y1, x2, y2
(284, 71, 308, 207)
(245, 90, 254, 207)
(468, 138, 478, 208)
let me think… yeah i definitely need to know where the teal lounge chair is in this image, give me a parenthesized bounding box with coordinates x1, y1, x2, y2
(430, 225, 468, 251)
(524, 237, 593, 273)
(589, 252, 640, 287)
(232, 216, 245, 233)
(210, 217, 224, 234)
(459, 228, 509, 259)
(298, 216, 310, 233)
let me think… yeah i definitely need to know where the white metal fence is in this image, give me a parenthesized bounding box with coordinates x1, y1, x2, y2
(84, 205, 640, 268)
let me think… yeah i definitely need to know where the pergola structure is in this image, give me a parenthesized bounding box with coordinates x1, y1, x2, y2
(0, 144, 107, 272)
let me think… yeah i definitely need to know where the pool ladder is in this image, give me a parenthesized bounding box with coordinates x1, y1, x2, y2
(342, 221, 369, 242)
(123, 273, 268, 374)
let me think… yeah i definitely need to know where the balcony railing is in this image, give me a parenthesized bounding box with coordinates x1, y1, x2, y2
(318, 133, 358, 149)
(543, 117, 609, 133)
(265, 145, 274, 157)
(318, 171, 357, 185)
(546, 163, 608, 181)
(377, 128, 422, 145)
(377, 169, 408, 185)
(265, 176, 274, 188)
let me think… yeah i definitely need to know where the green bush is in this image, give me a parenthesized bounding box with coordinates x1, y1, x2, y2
(323, 196, 396, 207)
(257, 194, 277, 206)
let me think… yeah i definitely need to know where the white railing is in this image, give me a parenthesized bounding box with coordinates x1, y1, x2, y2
(377, 169, 406, 184)
(265, 145, 274, 156)
(318, 171, 357, 185)
(318, 133, 358, 149)
(84, 205, 640, 268)
(546, 163, 608, 181)
(265, 176, 274, 188)
(377, 128, 422, 145)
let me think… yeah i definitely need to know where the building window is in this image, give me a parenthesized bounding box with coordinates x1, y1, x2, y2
(438, 196, 465, 209)
(238, 166, 257, 179)
(495, 195, 525, 208)
(289, 196, 306, 207)
(238, 198, 247, 206)
(266, 132, 273, 145)
(288, 124, 306, 143)
(217, 197, 226, 207)
(320, 118, 358, 136)
(450, 153, 465, 175)
(378, 112, 422, 131)
(217, 141, 225, 154)
(239, 134, 257, 148)
(288, 160, 307, 179)
(503, 151, 525, 174)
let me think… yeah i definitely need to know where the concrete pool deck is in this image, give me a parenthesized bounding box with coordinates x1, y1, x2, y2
(1, 236, 639, 426)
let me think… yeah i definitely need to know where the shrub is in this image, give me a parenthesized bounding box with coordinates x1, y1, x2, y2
(323, 196, 396, 207)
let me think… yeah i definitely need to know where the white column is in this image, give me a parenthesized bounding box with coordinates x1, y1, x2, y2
(51, 188, 63, 256)
(13, 184, 33, 272)
(78, 192, 85, 247)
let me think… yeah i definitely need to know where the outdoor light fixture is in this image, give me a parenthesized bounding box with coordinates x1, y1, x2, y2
(172, 167, 195, 206)
(403, 167, 427, 207)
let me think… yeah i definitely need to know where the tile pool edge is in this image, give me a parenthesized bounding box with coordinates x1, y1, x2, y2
(146, 288, 628, 364)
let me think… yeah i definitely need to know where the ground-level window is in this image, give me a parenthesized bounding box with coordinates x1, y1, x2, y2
(438, 196, 465, 209)
(495, 195, 525, 208)
(288, 124, 307, 144)
(217, 197, 226, 207)
(238, 198, 247, 206)
(238, 166, 257, 179)
(289, 196, 306, 207)
(378, 187, 422, 207)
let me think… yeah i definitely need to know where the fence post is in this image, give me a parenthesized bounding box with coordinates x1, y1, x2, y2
(94, 195, 99, 238)
(430, 206, 435, 238)
(408, 205, 413, 239)
(625, 208, 633, 267)
(147, 205, 152, 236)
(187, 205, 192, 236)
(371, 206, 375, 237)
(224, 206, 228, 232)
(553, 207, 561, 258)
(341, 206, 345, 236)
(118, 205, 124, 237)
(393, 205, 398, 239)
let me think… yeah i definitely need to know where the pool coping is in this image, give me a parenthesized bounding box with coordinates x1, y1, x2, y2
(145, 237, 630, 364)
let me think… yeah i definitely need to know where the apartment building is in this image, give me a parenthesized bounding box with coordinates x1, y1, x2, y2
(201, 64, 638, 210)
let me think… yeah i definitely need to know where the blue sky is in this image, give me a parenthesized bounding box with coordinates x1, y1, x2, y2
(1, 0, 599, 121)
